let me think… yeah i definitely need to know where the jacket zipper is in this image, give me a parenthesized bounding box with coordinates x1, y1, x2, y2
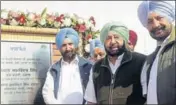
(78, 67, 86, 105)
(109, 74, 115, 104)
(108, 60, 130, 104)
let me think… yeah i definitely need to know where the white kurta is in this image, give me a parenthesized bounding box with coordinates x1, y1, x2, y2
(42, 56, 83, 104)
(84, 54, 124, 103)
(141, 35, 170, 104)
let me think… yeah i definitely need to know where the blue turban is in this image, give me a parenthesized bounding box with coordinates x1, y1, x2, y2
(55, 28, 79, 49)
(89, 39, 105, 57)
(138, 1, 175, 27)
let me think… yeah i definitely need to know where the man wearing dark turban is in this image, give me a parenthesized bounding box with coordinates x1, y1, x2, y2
(128, 30, 138, 51)
(42, 28, 92, 104)
(84, 21, 146, 104)
(138, 1, 175, 104)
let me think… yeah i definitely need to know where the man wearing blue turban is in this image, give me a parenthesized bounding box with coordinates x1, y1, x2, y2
(89, 38, 106, 63)
(42, 28, 92, 104)
(138, 1, 175, 104)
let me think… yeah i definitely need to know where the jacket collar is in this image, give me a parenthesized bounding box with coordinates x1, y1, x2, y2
(160, 25, 175, 54)
(167, 25, 175, 44)
(52, 55, 89, 72)
(101, 50, 132, 68)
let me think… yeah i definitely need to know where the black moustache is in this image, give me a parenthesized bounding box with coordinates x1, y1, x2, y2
(65, 51, 72, 53)
(151, 26, 165, 34)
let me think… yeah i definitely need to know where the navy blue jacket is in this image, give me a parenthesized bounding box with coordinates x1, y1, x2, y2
(49, 56, 92, 103)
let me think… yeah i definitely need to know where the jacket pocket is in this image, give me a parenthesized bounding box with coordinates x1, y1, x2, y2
(112, 85, 133, 104)
(96, 86, 109, 104)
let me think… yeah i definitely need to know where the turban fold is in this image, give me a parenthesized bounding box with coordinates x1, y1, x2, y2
(55, 28, 79, 49)
(129, 30, 138, 46)
(100, 21, 129, 43)
(138, 1, 175, 27)
(89, 39, 104, 57)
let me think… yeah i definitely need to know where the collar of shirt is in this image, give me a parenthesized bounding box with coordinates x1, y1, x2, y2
(156, 33, 171, 58)
(108, 53, 124, 74)
(146, 33, 172, 104)
(108, 53, 124, 65)
(58, 55, 83, 104)
(157, 33, 171, 47)
(61, 55, 79, 65)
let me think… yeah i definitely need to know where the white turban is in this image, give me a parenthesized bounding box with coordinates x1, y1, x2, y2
(138, 1, 175, 27)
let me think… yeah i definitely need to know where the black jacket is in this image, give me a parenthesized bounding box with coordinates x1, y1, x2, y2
(92, 50, 146, 104)
(145, 26, 176, 104)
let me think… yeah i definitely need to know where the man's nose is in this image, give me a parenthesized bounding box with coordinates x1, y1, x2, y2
(96, 55, 101, 60)
(65, 44, 72, 50)
(153, 19, 160, 28)
(111, 36, 116, 44)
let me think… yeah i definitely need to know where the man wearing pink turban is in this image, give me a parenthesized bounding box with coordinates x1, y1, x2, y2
(128, 30, 138, 51)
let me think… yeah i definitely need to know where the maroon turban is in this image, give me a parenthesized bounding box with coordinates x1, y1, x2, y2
(129, 30, 138, 46)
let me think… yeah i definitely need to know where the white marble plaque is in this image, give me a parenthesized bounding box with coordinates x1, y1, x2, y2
(1, 42, 51, 104)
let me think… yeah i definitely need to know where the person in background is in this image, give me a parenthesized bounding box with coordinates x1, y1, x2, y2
(84, 21, 146, 104)
(128, 30, 138, 51)
(89, 38, 106, 63)
(42, 28, 92, 104)
(138, 1, 175, 104)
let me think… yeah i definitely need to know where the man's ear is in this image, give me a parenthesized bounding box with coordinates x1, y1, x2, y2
(124, 41, 131, 51)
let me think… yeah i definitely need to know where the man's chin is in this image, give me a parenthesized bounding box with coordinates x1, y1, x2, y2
(107, 52, 118, 57)
(65, 54, 75, 58)
(150, 32, 168, 41)
(106, 49, 124, 57)
(152, 36, 167, 41)
(109, 54, 118, 57)
(62, 53, 76, 61)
